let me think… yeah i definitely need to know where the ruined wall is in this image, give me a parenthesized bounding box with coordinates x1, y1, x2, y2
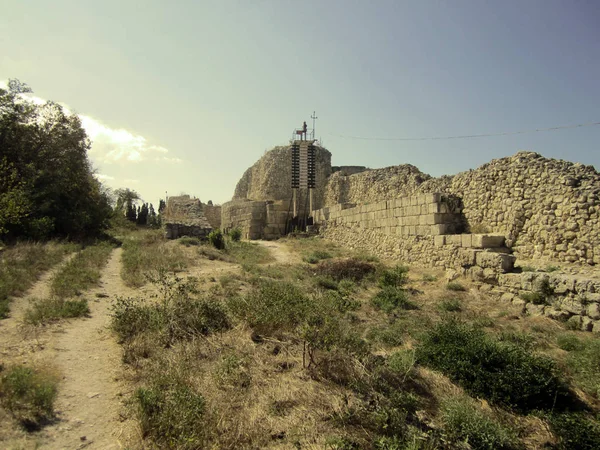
(220, 199, 288, 240)
(163, 195, 212, 239)
(233, 145, 332, 211)
(323, 152, 600, 265)
(203, 204, 222, 229)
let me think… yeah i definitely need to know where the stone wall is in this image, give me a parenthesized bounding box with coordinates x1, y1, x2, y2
(163, 195, 212, 239)
(323, 152, 600, 265)
(203, 204, 222, 229)
(313, 193, 465, 237)
(220, 199, 288, 240)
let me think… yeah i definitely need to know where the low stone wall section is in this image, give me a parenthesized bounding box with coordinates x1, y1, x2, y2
(204, 204, 222, 229)
(221, 199, 289, 240)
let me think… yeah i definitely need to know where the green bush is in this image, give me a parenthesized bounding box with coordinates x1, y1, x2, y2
(136, 380, 207, 448)
(422, 274, 437, 282)
(24, 297, 90, 325)
(367, 322, 404, 347)
(316, 258, 376, 282)
(214, 353, 251, 389)
(446, 282, 466, 292)
(0, 365, 58, 429)
(208, 228, 225, 250)
(415, 318, 571, 412)
(371, 287, 417, 314)
(227, 280, 310, 335)
(546, 412, 600, 450)
(442, 397, 518, 450)
(303, 250, 332, 264)
(438, 298, 462, 312)
(520, 291, 545, 304)
(178, 236, 201, 247)
(378, 265, 409, 288)
(228, 228, 242, 242)
(556, 333, 585, 352)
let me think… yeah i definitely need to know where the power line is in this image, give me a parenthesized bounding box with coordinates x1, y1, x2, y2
(325, 121, 600, 142)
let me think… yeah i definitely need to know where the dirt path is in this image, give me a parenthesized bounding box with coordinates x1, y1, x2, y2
(1, 248, 137, 450)
(254, 240, 300, 264)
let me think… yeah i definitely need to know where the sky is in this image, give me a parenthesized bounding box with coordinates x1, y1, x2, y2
(1, 0, 599, 206)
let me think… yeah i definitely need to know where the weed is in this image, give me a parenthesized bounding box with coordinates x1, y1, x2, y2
(520, 265, 535, 272)
(367, 322, 404, 347)
(178, 236, 201, 246)
(378, 265, 409, 288)
(421, 274, 437, 282)
(371, 287, 417, 314)
(136, 378, 207, 448)
(303, 250, 332, 264)
(0, 242, 74, 319)
(228, 228, 242, 242)
(546, 265, 560, 273)
(317, 258, 376, 282)
(50, 242, 113, 298)
(546, 412, 600, 450)
(446, 282, 466, 292)
(416, 318, 571, 412)
(225, 241, 273, 265)
(437, 298, 462, 312)
(316, 276, 339, 290)
(214, 353, 251, 389)
(0, 365, 58, 429)
(556, 333, 585, 352)
(24, 297, 90, 325)
(441, 396, 518, 450)
(208, 228, 225, 249)
(564, 339, 600, 398)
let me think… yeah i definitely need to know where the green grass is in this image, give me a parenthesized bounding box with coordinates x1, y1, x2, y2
(371, 286, 418, 314)
(441, 396, 518, 450)
(563, 338, 600, 398)
(303, 250, 333, 264)
(178, 236, 202, 247)
(50, 242, 113, 298)
(0, 365, 58, 429)
(446, 282, 466, 292)
(422, 274, 437, 282)
(24, 297, 90, 325)
(416, 318, 572, 412)
(378, 265, 409, 288)
(225, 241, 274, 265)
(0, 241, 75, 319)
(438, 298, 462, 312)
(121, 231, 191, 287)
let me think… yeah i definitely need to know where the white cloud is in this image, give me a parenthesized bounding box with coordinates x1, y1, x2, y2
(1, 79, 181, 165)
(94, 173, 115, 181)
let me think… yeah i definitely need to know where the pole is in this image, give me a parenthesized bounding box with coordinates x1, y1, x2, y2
(309, 188, 313, 217)
(293, 189, 297, 218)
(311, 111, 318, 140)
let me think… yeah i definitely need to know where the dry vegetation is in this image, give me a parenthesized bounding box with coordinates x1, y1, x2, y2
(110, 233, 600, 449)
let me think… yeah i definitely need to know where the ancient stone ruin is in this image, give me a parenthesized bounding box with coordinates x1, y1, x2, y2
(163, 195, 220, 239)
(223, 146, 600, 333)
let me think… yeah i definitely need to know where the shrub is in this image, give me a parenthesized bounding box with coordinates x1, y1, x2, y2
(520, 291, 545, 304)
(228, 228, 242, 242)
(371, 287, 417, 314)
(178, 236, 201, 247)
(438, 298, 462, 312)
(378, 265, 409, 288)
(442, 397, 518, 450)
(422, 274, 437, 282)
(367, 322, 404, 347)
(0, 242, 74, 319)
(303, 250, 332, 264)
(315, 276, 339, 290)
(50, 242, 113, 298)
(556, 333, 585, 352)
(136, 379, 207, 448)
(227, 280, 310, 335)
(546, 412, 600, 450)
(316, 258, 376, 282)
(214, 353, 251, 389)
(208, 228, 225, 250)
(546, 265, 560, 273)
(446, 282, 466, 292)
(0, 365, 58, 429)
(24, 297, 90, 325)
(415, 318, 571, 412)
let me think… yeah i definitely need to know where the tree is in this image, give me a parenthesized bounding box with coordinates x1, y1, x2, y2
(0, 79, 112, 240)
(114, 188, 141, 214)
(137, 203, 149, 225)
(147, 203, 158, 228)
(126, 200, 137, 222)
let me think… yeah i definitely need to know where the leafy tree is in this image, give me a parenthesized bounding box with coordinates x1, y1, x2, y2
(148, 203, 158, 228)
(126, 200, 137, 222)
(0, 79, 112, 240)
(114, 188, 141, 214)
(137, 203, 149, 225)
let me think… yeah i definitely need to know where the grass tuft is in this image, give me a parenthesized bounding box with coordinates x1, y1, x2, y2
(24, 297, 90, 325)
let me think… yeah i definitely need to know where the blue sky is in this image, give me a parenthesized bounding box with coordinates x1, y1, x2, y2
(2, 0, 599, 205)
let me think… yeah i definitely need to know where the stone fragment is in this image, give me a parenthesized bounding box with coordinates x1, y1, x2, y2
(445, 269, 459, 282)
(434, 235, 446, 247)
(560, 298, 585, 315)
(475, 251, 516, 273)
(567, 315, 583, 329)
(526, 303, 546, 316)
(586, 303, 600, 320)
(581, 316, 594, 332)
(500, 292, 515, 303)
(544, 308, 570, 322)
(512, 298, 527, 313)
(471, 234, 506, 249)
(592, 321, 600, 334)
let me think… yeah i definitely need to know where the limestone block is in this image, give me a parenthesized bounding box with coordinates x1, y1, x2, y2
(561, 298, 585, 315)
(586, 302, 600, 320)
(526, 303, 546, 316)
(458, 248, 477, 266)
(471, 234, 506, 249)
(500, 292, 515, 303)
(521, 272, 536, 291)
(447, 235, 462, 246)
(428, 203, 440, 214)
(410, 196, 418, 206)
(423, 193, 441, 204)
(419, 215, 428, 225)
(430, 224, 448, 235)
(461, 234, 473, 248)
(581, 316, 594, 332)
(475, 251, 516, 273)
(567, 315, 583, 329)
(544, 308, 571, 321)
(498, 273, 521, 289)
(434, 235, 446, 247)
(593, 321, 600, 334)
(446, 269, 460, 282)
(512, 298, 527, 313)
(586, 293, 600, 302)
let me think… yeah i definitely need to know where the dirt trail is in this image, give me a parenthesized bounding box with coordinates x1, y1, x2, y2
(254, 240, 300, 265)
(1, 248, 137, 450)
